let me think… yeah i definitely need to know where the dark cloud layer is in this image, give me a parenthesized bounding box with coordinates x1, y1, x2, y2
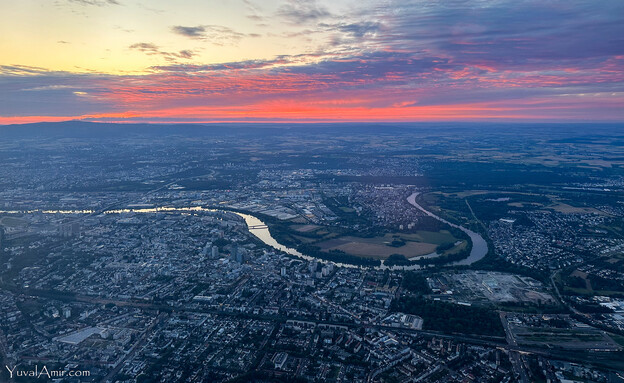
(371, 0, 624, 68)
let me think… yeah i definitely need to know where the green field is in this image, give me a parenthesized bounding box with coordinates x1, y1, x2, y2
(313, 231, 461, 260)
(272, 219, 464, 260)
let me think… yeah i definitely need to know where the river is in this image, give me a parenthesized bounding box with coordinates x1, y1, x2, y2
(406, 192, 488, 265)
(8, 195, 487, 269)
(232, 192, 488, 269)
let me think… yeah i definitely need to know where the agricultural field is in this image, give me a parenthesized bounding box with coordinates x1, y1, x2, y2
(271, 214, 466, 260)
(316, 236, 437, 259)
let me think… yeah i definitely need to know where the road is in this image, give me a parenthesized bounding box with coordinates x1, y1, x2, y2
(5, 286, 624, 379)
(101, 313, 164, 383)
(550, 270, 586, 316)
(500, 313, 530, 383)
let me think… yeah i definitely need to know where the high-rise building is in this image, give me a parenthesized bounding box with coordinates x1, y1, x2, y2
(235, 251, 245, 264)
(59, 222, 80, 237)
(201, 242, 212, 258)
(231, 243, 238, 259)
(231, 243, 245, 263)
(309, 261, 318, 274)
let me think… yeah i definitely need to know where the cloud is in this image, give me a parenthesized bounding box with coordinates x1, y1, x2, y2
(3, 0, 624, 123)
(0, 68, 115, 118)
(129, 42, 159, 53)
(152, 57, 292, 73)
(277, 0, 331, 24)
(0, 65, 52, 76)
(171, 26, 206, 38)
(67, 0, 120, 6)
(22, 85, 77, 92)
(171, 25, 246, 45)
(137, 2, 164, 14)
(242, 0, 264, 22)
(335, 22, 380, 38)
(368, 0, 624, 69)
(177, 50, 194, 59)
(2, 55, 623, 122)
(129, 43, 195, 61)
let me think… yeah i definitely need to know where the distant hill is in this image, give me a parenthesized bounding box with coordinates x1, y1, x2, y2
(0, 120, 622, 140)
(0, 120, 418, 139)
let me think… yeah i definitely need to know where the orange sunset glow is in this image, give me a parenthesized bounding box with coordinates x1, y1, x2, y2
(1, 0, 623, 123)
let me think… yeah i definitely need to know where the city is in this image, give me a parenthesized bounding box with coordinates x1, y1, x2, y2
(0, 122, 623, 382)
(1, 0, 624, 381)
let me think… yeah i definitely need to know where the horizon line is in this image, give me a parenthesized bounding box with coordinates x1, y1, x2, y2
(2, 118, 624, 127)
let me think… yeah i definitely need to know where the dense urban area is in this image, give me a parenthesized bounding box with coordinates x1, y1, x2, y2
(0, 122, 623, 383)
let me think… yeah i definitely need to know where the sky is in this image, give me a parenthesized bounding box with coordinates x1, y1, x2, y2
(0, 0, 623, 124)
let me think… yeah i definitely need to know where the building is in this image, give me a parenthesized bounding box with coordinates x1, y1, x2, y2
(231, 243, 245, 264)
(201, 242, 211, 257)
(59, 222, 80, 237)
(273, 352, 288, 370)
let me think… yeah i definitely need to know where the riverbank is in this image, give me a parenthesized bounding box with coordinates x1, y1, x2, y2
(230, 192, 487, 269)
(406, 192, 488, 266)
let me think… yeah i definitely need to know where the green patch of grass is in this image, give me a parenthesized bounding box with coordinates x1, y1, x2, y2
(292, 235, 318, 244)
(563, 286, 592, 295)
(443, 241, 467, 256)
(400, 230, 457, 245)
